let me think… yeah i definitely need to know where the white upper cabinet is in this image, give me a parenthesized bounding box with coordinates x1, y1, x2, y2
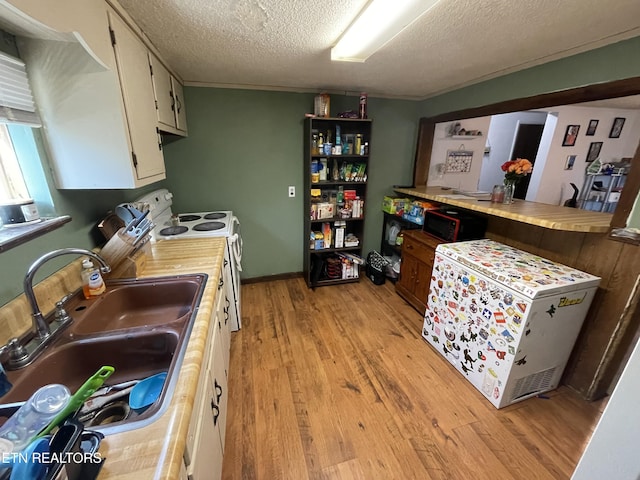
(149, 53, 187, 136)
(108, 9, 164, 180)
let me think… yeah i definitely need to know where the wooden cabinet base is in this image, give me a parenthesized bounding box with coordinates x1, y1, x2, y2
(395, 230, 442, 315)
(395, 282, 426, 315)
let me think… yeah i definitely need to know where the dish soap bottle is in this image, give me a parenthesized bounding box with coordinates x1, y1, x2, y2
(81, 259, 105, 299)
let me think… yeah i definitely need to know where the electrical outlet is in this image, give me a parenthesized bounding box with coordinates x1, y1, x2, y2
(288, 186, 295, 198)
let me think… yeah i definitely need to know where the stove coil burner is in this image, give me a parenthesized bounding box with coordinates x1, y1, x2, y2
(193, 221, 225, 231)
(204, 212, 226, 220)
(159, 226, 189, 236)
(179, 214, 202, 222)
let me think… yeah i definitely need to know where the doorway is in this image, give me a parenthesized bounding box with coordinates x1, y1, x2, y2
(511, 123, 544, 199)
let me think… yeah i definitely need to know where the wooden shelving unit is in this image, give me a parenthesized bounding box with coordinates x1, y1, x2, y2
(304, 117, 372, 288)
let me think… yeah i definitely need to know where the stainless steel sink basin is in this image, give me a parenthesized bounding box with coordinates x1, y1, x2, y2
(0, 273, 207, 435)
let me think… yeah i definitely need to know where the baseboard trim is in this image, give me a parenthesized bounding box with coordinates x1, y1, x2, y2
(241, 272, 304, 284)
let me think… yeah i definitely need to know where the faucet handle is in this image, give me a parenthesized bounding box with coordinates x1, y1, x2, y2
(55, 299, 71, 324)
(7, 338, 28, 365)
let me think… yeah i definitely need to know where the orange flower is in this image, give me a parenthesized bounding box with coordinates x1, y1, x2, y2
(502, 158, 532, 182)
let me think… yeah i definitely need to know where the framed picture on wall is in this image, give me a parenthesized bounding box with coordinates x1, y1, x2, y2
(586, 119, 599, 136)
(562, 125, 580, 146)
(565, 155, 576, 170)
(586, 142, 603, 163)
(609, 117, 625, 138)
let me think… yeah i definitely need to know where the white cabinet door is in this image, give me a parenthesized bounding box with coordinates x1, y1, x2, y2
(172, 76, 188, 133)
(216, 273, 231, 376)
(185, 340, 212, 466)
(149, 53, 175, 128)
(108, 10, 164, 180)
(211, 323, 228, 451)
(149, 53, 187, 136)
(187, 378, 223, 480)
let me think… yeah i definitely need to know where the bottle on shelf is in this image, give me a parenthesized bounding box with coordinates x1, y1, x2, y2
(319, 158, 327, 181)
(359, 93, 368, 119)
(317, 132, 324, 155)
(355, 134, 362, 155)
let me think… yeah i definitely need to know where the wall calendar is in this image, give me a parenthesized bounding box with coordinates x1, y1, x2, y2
(445, 150, 473, 173)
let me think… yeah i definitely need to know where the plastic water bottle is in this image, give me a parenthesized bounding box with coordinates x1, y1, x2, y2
(0, 384, 70, 451)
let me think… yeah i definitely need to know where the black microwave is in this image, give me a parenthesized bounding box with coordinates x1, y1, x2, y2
(423, 209, 487, 242)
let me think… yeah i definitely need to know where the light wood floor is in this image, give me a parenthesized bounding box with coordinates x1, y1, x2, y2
(221, 277, 606, 480)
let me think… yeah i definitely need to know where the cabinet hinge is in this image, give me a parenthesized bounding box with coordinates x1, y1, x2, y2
(149, 63, 153, 76)
(109, 27, 116, 46)
(132, 152, 138, 168)
(156, 128, 163, 151)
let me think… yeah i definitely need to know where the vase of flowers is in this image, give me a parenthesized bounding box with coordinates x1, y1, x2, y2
(500, 158, 533, 204)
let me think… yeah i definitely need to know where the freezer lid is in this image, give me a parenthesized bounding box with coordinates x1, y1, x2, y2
(436, 239, 600, 298)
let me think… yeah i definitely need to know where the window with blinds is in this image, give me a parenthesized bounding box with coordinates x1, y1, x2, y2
(0, 51, 40, 127)
(0, 50, 41, 203)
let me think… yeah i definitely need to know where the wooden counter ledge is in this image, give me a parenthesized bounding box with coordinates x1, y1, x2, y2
(395, 186, 613, 233)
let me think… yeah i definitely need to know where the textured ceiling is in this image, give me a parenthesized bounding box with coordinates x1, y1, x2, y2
(117, 0, 640, 100)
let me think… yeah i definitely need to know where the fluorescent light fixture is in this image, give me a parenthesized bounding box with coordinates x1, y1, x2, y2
(331, 0, 441, 62)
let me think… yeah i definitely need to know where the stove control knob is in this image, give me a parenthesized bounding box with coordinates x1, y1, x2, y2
(164, 192, 173, 200)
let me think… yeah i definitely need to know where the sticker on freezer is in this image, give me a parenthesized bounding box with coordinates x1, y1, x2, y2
(558, 292, 587, 308)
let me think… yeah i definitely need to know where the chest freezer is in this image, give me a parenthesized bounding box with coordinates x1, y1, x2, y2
(422, 239, 600, 408)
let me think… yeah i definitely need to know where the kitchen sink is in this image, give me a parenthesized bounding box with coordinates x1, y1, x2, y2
(1, 330, 179, 404)
(0, 273, 207, 435)
(69, 277, 203, 336)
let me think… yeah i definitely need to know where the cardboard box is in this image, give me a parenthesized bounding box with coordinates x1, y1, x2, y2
(401, 200, 440, 225)
(317, 202, 335, 219)
(344, 189, 357, 200)
(381, 196, 410, 215)
(335, 227, 344, 248)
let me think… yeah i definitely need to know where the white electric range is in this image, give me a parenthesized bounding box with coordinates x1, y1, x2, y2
(134, 189, 243, 331)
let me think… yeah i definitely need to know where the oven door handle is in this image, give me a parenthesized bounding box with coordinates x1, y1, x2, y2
(228, 216, 243, 271)
(229, 234, 243, 272)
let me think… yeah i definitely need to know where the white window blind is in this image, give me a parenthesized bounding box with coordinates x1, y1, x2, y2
(0, 51, 41, 127)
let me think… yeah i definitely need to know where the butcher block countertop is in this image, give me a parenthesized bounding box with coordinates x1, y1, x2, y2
(395, 186, 613, 233)
(97, 237, 226, 479)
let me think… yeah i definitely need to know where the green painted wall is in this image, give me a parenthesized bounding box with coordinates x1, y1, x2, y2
(162, 88, 419, 279)
(419, 36, 640, 117)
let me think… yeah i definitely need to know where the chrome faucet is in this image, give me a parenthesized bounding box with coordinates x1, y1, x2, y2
(24, 248, 111, 340)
